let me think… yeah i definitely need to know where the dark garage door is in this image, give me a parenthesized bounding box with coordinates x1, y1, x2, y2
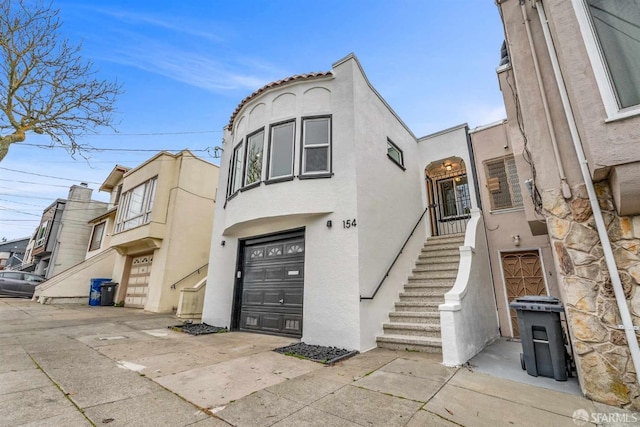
(239, 231, 304, 337)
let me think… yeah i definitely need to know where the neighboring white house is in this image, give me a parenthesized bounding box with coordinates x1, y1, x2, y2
(202, 54, 495, 355)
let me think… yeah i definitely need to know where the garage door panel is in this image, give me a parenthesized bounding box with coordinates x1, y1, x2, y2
(242, 287, 303, 307)
(240, 311, 303, 335)
(261, 314, 282, 331)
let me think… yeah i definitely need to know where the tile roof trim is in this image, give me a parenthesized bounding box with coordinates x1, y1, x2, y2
(227, 71, 334, 131)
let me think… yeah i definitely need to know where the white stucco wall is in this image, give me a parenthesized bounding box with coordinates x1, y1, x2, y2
(344, 58, 429, 351)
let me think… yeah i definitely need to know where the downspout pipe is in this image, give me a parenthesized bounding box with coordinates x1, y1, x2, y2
(535, 0, 640, 387)
(520, 0, 572, 199)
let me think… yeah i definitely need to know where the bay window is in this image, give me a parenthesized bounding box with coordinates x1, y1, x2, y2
(115, 177, 157, 232)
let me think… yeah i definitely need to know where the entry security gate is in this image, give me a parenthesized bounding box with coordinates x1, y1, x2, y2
(236, 230, 305, 337)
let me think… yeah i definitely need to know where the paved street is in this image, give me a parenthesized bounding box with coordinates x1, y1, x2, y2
(0, 298, 637, 426)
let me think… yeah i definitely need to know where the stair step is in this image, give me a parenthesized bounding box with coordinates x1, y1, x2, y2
(376, 334, 442, 353)
(389, 311, 441, 324)
(383, 322, 441, 337)
(413, 261, 460, 270)
(399, 292, 446, 303)
(426, 233, 465, 242)
(410, 270, 458, 280)
(420, 248, 460, 257)
(403, 284, 452, 293)
(423, 241, 463, 251)
(394, 301, 441, 312)
(406, 280, 455, 289)
(416, 254, 460, 263)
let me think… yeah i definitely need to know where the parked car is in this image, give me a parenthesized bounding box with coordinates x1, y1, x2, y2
(0, 271, 45, 298)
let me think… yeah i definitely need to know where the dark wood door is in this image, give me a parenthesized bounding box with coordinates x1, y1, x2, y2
(239, 233, 304, 337)
(502, 250, 547, 337)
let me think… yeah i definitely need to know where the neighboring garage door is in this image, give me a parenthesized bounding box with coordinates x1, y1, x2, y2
(239, 231, 304, 337)
(124, 253, 153, 308)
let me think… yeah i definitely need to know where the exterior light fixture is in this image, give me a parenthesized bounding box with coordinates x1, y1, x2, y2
(444, 162, 453, 171)
(512, 235, 521, 247)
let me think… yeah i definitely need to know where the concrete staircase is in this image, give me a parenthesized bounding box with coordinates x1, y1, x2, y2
(376, 233, 465, 352)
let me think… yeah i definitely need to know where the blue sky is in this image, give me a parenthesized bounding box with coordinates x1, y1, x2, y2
(0, 0, 506, 240)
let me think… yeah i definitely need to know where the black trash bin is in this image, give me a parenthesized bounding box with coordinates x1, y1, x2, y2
(509, 296, 569, 381)
(99, 282, 118, 306)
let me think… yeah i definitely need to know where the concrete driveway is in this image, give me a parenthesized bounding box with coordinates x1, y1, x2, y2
(1, 298, 636, 426)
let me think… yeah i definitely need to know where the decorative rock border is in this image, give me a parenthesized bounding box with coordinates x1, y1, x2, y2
(169, 323, 228, 336)
(274, 342, 358, 365)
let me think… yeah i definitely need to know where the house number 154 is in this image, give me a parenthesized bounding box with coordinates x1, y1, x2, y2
(343, 219, 357, 229)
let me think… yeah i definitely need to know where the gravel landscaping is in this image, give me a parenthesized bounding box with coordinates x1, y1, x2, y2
(274, 342, 358, 365)
(169, 323, 228, 335)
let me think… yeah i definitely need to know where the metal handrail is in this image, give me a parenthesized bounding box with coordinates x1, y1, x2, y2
(360, 206, 430, 300)
(169, 263, 209, 290)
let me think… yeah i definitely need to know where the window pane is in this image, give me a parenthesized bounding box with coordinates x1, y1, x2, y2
(487, 160, 511, 209)
(126, 185, 145, 219)
(245, 131, 264, 185)
(89, 222, 105, 251)
(304, 119, 329, 146)
(270, 123, 294, 178)
(506, 157, 523, 207)
(440, 180, 457, 217)
(232, 144, 244, 193)
(587, 0, 640, 108)
(387, 141, 403, 165)
(455, 176, 471, 214)
(305, 147, 328, 172)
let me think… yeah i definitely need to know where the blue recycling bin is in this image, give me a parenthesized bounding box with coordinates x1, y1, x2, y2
(89, 278, 111, 306)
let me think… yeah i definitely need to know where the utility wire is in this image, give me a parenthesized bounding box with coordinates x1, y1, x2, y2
(0, 207, 40, 216)
(0, 199, 46, 208)
(18, 143, 216, 153)
(0, 179, 82, 189)
(0, 167, 102, 184)
(77, 130, 222, 136)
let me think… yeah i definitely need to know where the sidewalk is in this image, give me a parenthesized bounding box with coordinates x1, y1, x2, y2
(0, 298, 637, 426)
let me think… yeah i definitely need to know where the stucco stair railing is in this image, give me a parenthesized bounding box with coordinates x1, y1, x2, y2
(439, 209, 499, 366)
(376, 233, 465, 352)
(176, 277, 207, 320)
(34, 248, 118, 304)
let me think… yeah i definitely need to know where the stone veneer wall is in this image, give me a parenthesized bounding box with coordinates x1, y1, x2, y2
(544, 182, 640, 409)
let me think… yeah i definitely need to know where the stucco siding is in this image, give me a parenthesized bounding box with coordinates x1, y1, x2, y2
(470, 121, 559, 337)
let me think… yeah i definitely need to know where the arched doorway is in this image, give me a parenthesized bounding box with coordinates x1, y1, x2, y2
(425, 157, 471, 236)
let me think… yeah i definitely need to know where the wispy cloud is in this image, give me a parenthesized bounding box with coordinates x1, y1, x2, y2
(101, 35, 284, 92)
(70, 4, 227, 43)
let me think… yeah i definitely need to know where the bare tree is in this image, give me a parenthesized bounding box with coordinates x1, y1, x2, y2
(0, 0, 122, 161)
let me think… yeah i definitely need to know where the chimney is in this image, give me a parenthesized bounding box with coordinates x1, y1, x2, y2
(68, 183, 93, 201)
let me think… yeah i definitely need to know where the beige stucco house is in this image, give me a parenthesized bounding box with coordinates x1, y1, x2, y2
(497, 0, 640, 409)
(469, 120, 560, 338)
(35, 150, 219, 314)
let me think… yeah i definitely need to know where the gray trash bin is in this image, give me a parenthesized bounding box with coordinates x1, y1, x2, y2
(509, 296, 568, 381)
(99, 282, 118, 306)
